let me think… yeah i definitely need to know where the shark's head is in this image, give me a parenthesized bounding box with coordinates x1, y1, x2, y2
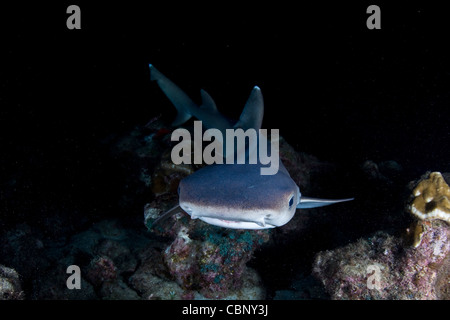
(178, 164, 301, 229)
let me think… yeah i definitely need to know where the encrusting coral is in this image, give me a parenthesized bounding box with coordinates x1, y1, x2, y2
(409, 172, 450, 223)
(407, 172, 450, 248)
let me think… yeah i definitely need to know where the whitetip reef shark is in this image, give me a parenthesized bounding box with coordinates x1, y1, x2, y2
(149, 64, 353, 229)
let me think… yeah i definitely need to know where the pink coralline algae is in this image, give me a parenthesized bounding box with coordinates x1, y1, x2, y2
(85, 256, 118, 287)
(161, 224, 270, 299)
(312, 173, 450, 300)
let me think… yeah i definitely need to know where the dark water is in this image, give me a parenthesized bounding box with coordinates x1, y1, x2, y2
(1, 3, 449, 299)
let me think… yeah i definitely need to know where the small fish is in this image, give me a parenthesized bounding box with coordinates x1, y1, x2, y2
(149, 64, 353, 229)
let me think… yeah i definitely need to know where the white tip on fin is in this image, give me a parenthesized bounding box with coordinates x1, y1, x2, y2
(149, 64, 166, 82)
(234, 86, 264, 130)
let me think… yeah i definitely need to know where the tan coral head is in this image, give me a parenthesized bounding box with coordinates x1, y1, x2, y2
(409, 172, 450, 223)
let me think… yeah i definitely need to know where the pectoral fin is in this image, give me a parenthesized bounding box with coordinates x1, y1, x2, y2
(297, 197, 354, 209)
(150, 204, 183, 228)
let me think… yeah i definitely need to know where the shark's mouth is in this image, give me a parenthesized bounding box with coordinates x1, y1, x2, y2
(181, 205, 276, 229)
(197, 216, 275, 230)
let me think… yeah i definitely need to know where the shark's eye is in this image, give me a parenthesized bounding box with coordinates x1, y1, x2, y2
(288, 195, 294, 208)
(177, 186, 181, 195)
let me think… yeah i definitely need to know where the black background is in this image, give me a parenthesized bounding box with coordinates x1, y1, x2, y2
(1, 2, 450, 227)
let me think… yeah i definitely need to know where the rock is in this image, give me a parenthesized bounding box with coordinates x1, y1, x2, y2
(0, 265, 23, 300)
(85, 256, 118, 288)
(162, 225, 270, 299)
(313, 220, 449, 299)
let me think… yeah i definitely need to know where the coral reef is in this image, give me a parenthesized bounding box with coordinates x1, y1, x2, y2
(144, 191, 270, 299)
(312, 172, 450, 300)
(0, 213, 268, 300)
(0, 218, 149, 299)
(128, 235, 267, 300)
(162, 224, 269, 298)
(313, 222, 449, 299)
(0, 118, 276, 300)
(0, 118, 368, 300)
(85, 256, 118, 287)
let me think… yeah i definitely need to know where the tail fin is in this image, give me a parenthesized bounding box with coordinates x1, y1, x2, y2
(149, 64, 194, 126)
(297, 197, 354, 209)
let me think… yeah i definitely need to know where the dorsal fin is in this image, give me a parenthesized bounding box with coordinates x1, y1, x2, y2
(234, 86, 264, 130)
(199, 89, 218, 113)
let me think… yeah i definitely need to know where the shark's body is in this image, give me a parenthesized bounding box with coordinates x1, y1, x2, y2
(149, 64, 353, 229)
